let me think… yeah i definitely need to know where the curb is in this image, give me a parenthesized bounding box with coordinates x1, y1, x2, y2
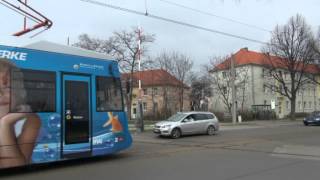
(128, 120, 302, 132)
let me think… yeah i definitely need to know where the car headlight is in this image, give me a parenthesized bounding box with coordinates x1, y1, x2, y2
(161, 125, 171, 128)
(316, 118, 320, 121)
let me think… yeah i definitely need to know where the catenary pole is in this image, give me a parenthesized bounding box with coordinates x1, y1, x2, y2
(137, 26, 144, 132)
(231, 54, 237, 124)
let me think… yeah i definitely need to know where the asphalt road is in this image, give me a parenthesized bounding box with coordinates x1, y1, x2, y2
(1, 121, 320, 180)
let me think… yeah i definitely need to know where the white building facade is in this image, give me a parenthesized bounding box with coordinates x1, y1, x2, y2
(210, 48, 320, 119)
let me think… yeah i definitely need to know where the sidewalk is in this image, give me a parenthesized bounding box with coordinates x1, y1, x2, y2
(128, 119, 303, 132)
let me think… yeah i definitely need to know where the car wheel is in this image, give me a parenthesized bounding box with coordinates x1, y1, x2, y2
(171, 128, 181, 139)
(304, 122, 308, 126)
(207, 126, 216, 135)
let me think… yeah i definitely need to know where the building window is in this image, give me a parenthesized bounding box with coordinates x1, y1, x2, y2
(11, 69, 56, 112)
(96, 76, 123, 111)
(298, 101, 301, 110)
(284, 72, 288, 80)
(153, 87, 158, 95)
(278, 101, 282, 114)
(143, 88, 148, 96)
(143, 102, 147, 111)
(264, 100, 267, 105)
(153, 102, 158, 111)
(303, 101, 306, 109)
(309, 101, 312, 108)
(286, 101, 289, 110)
(222, 71, 227, 78)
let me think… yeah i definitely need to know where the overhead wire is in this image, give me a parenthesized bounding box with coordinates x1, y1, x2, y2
(80, 0, 268, 45)
(29, 27, 50, 38)
(158, 0, 271, 33)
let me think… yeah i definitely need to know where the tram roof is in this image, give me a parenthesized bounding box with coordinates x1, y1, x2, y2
(24, 41, 116, 62)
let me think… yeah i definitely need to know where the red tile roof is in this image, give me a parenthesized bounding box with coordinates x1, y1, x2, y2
(121, 69, 189, 88)
(213, 48, 319, 74)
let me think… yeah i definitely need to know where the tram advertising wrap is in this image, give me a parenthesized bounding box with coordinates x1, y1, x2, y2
(0, 42, 132, 169)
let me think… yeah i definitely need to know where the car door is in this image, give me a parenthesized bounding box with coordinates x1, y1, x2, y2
(196, 114, 209, 133)
(190, 114, 204, 134)
(180, 115, 196, 135)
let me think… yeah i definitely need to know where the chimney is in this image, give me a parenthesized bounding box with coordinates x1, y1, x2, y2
(241, 47, 248, 51)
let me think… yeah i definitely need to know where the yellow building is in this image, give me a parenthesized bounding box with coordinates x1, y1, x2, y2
(122, 69, 191, 120)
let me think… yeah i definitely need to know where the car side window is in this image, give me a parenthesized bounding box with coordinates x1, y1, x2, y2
(194, 114, 207, 121)
(206, 114, 215, 119)
(193, 114, 200, 121)
(184, 115, 195, 122)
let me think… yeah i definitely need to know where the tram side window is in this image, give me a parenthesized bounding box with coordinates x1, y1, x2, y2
(11, 69, 56, 112)
(96, 76, 123, 111)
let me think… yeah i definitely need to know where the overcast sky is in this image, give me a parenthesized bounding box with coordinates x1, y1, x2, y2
(0, 0, 319, 69)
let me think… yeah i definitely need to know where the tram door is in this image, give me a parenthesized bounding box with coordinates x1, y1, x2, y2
(62, 74, 91, 158)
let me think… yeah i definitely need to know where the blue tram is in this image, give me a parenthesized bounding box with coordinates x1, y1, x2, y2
(0, 41, 132, 169)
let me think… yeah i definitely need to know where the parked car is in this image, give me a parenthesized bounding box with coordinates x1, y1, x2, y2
(153, 112, 219, 138)
(303, 111, 320, 126)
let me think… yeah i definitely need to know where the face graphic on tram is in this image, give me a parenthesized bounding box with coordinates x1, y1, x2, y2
(0, 58, 41, 169)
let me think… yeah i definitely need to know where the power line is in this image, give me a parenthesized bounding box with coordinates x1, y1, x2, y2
(80, 0, 267, 45)
(158, 0, 271, 33)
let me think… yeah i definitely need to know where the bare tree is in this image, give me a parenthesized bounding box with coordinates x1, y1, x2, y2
(314, 28, 320, 58)
(173, 54, 193, 111)
(73, 27, 155, 120)
(210, 56, 249, 114)
(108, 28, 155, 72)
(154, 51, 193, 113)
(153, 52, 175, 118)
(190, 69, 213, 111)
(155, 51, 176, 75)
(262, 14, 318, 120)
(73, 34, 113, 53)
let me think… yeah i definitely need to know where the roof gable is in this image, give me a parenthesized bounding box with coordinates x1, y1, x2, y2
(213, 48, 319, 74)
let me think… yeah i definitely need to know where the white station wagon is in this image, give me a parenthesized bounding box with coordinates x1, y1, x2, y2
(153, 112, 220, 138)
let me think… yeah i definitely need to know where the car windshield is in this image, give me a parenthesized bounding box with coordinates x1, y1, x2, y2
(166, 113, 186, 122)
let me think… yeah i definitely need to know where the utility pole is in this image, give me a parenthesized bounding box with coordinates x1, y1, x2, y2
(67, 36, 70, 46)
(136, 26, 144, 132)
(231, 54, 237, 124)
